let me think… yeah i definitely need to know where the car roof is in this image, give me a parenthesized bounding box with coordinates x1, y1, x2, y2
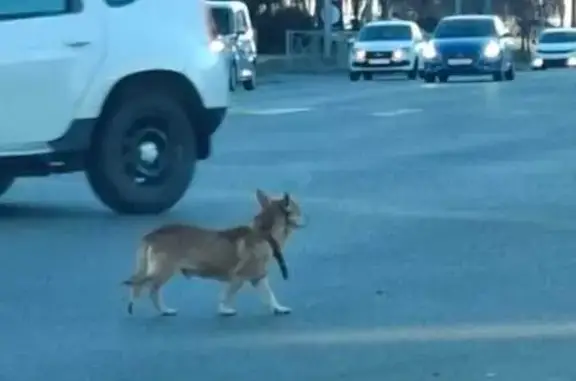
(441, 14, 497, 22)
(206, 0, 248, 12)
(363, 20, 414, 28)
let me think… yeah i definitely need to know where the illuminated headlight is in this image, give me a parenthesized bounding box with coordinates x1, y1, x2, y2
(353, 48, 366, 62)
(531, 57, 543, 67)
(567, 57, 576, 66)
(210, 39, 225, 53)
(483, 41, 501, 58)
(422, 43, 437, 60)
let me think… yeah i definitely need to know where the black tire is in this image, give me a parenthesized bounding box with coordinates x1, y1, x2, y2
(229, 63, 238, 92)
(349, 72, 361, 81)
(363, 72, 373, 80)
(0, 176, 14, 198)
(407, 60, 418, 80)
(438, 73, 449, 83)
(418, 70, 425, 79)
(504, 65, 515, 81)
(493, 71, 503, 81)
(424, 73, 436, 83)
(86, 90, 198, 215)
(242, 77, 256, 91)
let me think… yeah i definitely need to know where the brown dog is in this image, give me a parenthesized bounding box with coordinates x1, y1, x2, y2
(122, 189, 305, 317)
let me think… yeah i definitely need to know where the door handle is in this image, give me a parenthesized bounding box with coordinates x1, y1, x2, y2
(64, 41, 91, 48)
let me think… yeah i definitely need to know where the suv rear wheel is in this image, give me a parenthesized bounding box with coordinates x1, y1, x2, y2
(86, 89, 198, 215)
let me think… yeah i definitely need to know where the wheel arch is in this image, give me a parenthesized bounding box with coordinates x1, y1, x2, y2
(95, 70, 211, 160)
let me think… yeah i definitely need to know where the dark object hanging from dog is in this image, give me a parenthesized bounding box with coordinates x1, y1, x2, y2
(265, 235, 289, 280)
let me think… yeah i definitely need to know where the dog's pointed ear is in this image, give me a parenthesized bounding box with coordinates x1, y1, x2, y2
(282, 192, 291, 207)
(256, 189, 271, 208)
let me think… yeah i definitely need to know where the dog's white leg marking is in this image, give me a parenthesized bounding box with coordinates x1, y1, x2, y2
(218, 280, 244, 316)
(253, 277, 291, 315)
(149, 280, 178, 317)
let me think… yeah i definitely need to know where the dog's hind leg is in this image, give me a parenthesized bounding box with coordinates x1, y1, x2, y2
(149, 271, 178, 317)
(218, 279, 244, 316)
(251, 277, 291, 315)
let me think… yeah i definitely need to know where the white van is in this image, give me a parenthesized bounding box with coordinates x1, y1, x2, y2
(208, 1, 258, 91)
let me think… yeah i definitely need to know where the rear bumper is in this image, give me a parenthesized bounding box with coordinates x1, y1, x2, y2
(424, 58, 503, 75)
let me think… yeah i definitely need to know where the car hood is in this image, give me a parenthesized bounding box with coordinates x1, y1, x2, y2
(432, 37, 492, 55)
(353, 40, 413, 51)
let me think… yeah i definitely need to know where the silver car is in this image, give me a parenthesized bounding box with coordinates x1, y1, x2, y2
(208, 1, 257, 91)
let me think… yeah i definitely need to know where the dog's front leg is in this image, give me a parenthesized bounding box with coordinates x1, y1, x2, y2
(251, 277, 291, 315)
(218, 279, 244, 316)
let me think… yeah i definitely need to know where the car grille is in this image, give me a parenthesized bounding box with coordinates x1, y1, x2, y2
(366, 51, 393, 59)
(543, 58, 567, 67)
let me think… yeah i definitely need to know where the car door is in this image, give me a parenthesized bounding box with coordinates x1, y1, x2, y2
(0, 0, 101, 148)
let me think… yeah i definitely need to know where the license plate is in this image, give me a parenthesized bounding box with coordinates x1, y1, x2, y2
(369, 58, 390, 64)
(448, 58, 473, 65)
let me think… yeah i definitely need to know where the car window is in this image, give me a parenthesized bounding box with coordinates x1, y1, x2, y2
(434, 18, 497, 38)
(210, 7, 232, 36)
(0, 0, 79, 20)
(539, 31, 576, 43)
(235, 11, 248, 32)
(358, 25, 413, 41)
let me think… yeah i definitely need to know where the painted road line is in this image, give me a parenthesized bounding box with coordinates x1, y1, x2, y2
(371, 108, 422, 117)
(229, 107, 312, 115)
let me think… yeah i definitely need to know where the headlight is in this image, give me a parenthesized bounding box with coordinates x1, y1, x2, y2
(483, 41, 501, 58)
(353, 48, 366, 61)
(210, 39, 225, 53)
(392, 49, 404, 60)
(532, 57, 543, 67)
(568, 57, 576, 66)
(422, 43, 437, 60)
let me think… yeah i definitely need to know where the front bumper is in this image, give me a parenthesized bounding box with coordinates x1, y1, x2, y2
(350, 59, 413, 73)
(531, 55, 576, 68)
(424, 57, 503, 76)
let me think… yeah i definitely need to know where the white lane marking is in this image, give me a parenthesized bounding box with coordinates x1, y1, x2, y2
(206, 320, 576, 348)
(371, 108, 422, 117)
(230, 107, 311, 115)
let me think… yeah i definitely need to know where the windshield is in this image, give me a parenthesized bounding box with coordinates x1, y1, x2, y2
(358, 25, 413, 41)
(539, 31, 576, 43)
(434, 19, 496, 38)
(210, 7, 232, 36)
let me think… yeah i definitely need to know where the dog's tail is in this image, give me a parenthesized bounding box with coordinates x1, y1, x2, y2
(121, 242, 153, 287)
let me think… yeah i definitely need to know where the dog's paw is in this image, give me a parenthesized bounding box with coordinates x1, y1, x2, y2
(272, 305, 291, 315)
(161, 308, 178, 317)
(218, 305, 238, 317)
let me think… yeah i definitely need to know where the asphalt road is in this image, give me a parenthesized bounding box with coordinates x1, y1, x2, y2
(3, 70, 576, 381)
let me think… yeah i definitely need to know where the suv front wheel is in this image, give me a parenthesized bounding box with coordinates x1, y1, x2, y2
(86, 90, 198, 215)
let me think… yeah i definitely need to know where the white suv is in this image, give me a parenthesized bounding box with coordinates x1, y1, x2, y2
(0, 0, 229, 214)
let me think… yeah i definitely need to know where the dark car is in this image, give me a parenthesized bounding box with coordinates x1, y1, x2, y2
(421, 14, 516, 83)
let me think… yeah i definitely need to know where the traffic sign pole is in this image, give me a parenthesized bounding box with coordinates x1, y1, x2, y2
(323, 0, 331, 59)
